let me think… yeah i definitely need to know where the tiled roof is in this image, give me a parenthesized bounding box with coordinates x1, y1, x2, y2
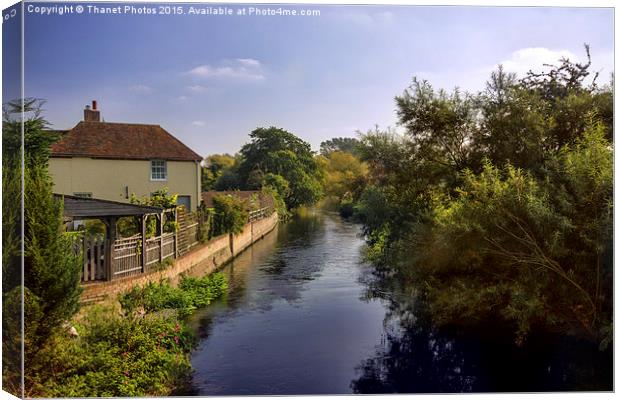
(50, 121, 202, 161)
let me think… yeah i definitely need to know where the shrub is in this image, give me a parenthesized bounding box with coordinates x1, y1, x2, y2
(35, 306, 194, 397)
(119, 273, 228, 318)
(212, 194, 249, 236)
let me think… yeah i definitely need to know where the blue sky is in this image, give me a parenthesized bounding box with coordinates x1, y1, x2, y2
(7, 4, 615, 156)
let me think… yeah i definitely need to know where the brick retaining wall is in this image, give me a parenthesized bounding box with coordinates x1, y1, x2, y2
(80, 212, 279, 303)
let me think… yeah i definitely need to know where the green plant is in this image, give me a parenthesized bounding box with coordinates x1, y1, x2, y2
(211, 194, 249, 236)
(34, 306, 194, 397)
(150, 257, 174, 272)
(119, 273, 228, 318)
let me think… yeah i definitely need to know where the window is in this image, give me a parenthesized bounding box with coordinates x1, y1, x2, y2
(176, 195, 191, 211)
(73, 192, 92, 198)
(150, 160, 167, 181)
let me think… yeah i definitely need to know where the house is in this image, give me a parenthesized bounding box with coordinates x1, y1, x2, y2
(49, 101, 202, 212)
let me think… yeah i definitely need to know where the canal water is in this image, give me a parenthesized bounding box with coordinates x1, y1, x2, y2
(186, 210, 612, 395)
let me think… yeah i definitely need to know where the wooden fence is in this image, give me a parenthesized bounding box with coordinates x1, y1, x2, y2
(249, 207, 271, 222)
(81, 235, 107, 282)
(78, 204, 270, 283)
(177, 207, 200, 256)
(79, 211, 199, 282)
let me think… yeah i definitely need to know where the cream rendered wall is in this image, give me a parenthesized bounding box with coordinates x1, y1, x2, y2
(49, 157, 201, 212)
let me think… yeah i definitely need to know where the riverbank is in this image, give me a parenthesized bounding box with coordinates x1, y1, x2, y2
(32, 272, 228, 397)
(28, 213, 279, 397)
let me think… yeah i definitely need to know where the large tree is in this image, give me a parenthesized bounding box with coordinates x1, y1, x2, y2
(237, 127, 323, 209)
(201, 153, 237, 191)
(353, 47, 613, 346)
(2, 99, 83, 395)
(319, 137, 361, 156)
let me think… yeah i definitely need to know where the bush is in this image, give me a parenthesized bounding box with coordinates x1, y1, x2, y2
(415, 123, 612, 344)
(35, 306, 194, 397)
(119, 273, 228, 318)
(212, 194, 249, 236)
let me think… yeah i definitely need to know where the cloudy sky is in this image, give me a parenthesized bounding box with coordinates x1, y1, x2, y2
(7, 4, 615, 156)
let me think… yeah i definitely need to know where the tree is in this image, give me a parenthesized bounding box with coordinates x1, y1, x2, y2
(319, 137, 361, 156)
(417, 123, 612, 344)
(201, 153, 237, 191)
(319, 151, 368, 215)
(2, 99, 83, 394)
(353, 47, 613, 346)
(238, 127, 323, 209)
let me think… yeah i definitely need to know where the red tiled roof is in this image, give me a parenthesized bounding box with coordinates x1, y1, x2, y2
(50, 121, 202, 161)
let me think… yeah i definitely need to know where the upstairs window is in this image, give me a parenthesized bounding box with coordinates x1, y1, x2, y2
(150, 160, 167, 181)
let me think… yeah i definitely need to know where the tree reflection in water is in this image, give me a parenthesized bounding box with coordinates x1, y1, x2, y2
(351, 268, 612, 393)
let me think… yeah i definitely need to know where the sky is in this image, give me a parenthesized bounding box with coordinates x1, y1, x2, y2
(3, 3, 615, 156)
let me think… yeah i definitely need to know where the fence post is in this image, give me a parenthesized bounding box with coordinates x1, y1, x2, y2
(174, 208, 179, 257)
(83, 236, 89, 282)
(141, 215, 147, 273)
(159, 213, 164, 263)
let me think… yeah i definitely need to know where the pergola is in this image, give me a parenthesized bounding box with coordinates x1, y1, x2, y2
(56, 194, 173, 280)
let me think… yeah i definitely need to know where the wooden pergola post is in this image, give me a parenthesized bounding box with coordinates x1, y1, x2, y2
(104, 217, 117, 281)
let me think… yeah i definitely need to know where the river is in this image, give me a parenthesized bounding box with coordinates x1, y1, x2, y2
(185, 209, 612, 395)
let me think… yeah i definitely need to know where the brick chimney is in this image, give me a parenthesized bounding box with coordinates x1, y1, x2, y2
(84, 100, 100, 122)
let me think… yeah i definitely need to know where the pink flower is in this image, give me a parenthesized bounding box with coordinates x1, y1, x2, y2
(174, 335, 179, 344)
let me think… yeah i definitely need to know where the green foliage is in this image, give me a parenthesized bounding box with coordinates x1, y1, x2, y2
(33, 273, 227, 397)
(261, 182, 289, 220)
(238, 126, 323, 209)
(319, 150, 367, 212)
(352, 47, 613, 346)
(24, 163, 84, 345)
(214, 169, 243, 191)
(1, 99, 85, 394)
(211, 194, 249, 236)
(202, 153, 238, 191)
(417, 124, 612, 343)
(117, 188, 179, 238)
(33, 306, 194, 397)
(319, 137, 361, 156)
(4, 100, 84, 392)
(132, 187, 178, 209)
(119, 273, 228, 318)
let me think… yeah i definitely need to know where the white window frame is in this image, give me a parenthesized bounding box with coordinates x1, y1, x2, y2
(150, 160, 167, 181)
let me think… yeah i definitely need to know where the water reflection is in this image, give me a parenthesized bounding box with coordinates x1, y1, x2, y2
(351, 269, 613, 393)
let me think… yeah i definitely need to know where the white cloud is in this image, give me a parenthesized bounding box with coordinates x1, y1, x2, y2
(174, 95, 188, 101)
(192, 120, 206, 127)
(129, 84, 153, 94)
(237, 58, 260, 67)
(187, 59, 265, 81)
(187, 85, 207, 93)
(337, 10, 395, 28)
(496, 47, 579, 78)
